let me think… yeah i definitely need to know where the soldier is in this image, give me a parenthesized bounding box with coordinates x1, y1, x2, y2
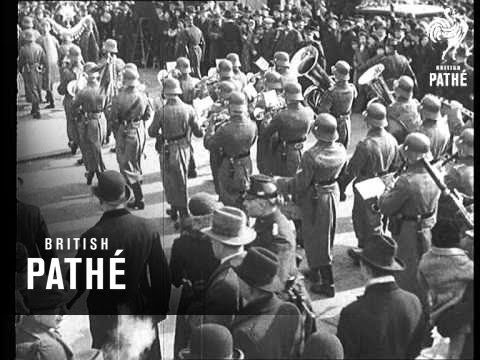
(378, 132, 441, 308)
(217, 59, 243, 94)
(243, 174, 297, 285)
(226, 53, 247, 90)
(386, 75, 422, 144)
(442, 45, 473, 111)
(148, 78, 203, 222)
(19, 16, 41, 48)
(263, 82, 314, 177)
(18, 29, 46, 119)
(273, 51, 297, 85)
(338, 103, 400, 260)
(16, 315, 74, 360)
(71, 62, 107, 185)
(276, 114, 347, 297)
(204, 91, 257, 209)
(419, 94, 450, 162)
(253, 71, 285, 176)
(179, 15, 205, 79)
(317, 60, 357, 149)
(57, 45, 84, 158)
(109, 67, 152, 210)
(176, 56, 201, 179)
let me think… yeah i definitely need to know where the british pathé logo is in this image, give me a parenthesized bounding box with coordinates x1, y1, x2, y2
(428, 9, 468, 60)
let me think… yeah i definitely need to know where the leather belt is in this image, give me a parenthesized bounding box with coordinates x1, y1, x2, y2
(283, 137, 306, 145)
(166, 132, 187, 142)
(401, 211, 435, 221)
(313, 178, 339, 186)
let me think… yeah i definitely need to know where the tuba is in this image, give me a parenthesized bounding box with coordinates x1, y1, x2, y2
(358, 63, 394, 106)
(292, 46, 335, 112)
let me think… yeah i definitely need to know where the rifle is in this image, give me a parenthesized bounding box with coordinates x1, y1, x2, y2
(420, 158, 473, 230)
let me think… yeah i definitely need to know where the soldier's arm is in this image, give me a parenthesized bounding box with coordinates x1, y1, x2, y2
(278, 152, 314, 195)
(141, 96, 154, 123)
(339, 142, 368, 190)
(204, 124, 225, 151)
(147, 109, 163, 138)
(189, 106, 204, 138)
(316, 90, 333, 114)
(378, 176, 410, 216)
(261, 113, 279, 138)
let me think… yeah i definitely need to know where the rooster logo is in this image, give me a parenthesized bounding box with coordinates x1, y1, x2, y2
(428, 9, 469, 60)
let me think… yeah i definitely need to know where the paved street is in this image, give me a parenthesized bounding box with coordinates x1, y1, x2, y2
(17, 69, 369, 359)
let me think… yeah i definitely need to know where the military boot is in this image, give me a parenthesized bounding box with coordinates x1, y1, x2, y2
(45, 91, 54, 109)
(166, 207, 178, 221)
(128, 182, 145, 210)
(85, 171, 94, 185)
(32, 103, 41, 119)
(310, 265, 335, 298)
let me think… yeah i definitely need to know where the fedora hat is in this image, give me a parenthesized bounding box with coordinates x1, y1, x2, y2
(235, 247, 282, 292)
(201, 206, 256, 246)
(178, 324, 244, 359)
(92, 170, 132, 204)
(245, 174, 278, 200)
(352, 233, 405, 272)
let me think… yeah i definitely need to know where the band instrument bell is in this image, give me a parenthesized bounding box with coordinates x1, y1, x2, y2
(358, 63, 395, 106)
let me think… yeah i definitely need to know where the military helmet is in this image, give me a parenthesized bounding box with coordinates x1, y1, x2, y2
(420, 94, 442, 121)
(22, 29, 35, 42)
(123, 68, 140, 87)
(284, 82, 303, 101)
(229, 91, 247, 113)
(312, 113, 339, 142)
(103, 38, 118, 53)
(274, 51, 290, 68)
(402, 132, 431, 155)
(364, 102, 388, 128)
(219, 81, 236, 98)
(218, 59, 234, 78)
(264, 71, 283, 90)
(163, 77, 183, 95)
(125, 62, 138, 71)
(226, 53, 241, 68)
(176, 57, 191, 74)
(332, 60, 350, 81)
(393, 75, 414, 99)
(456, 128, 474, 156)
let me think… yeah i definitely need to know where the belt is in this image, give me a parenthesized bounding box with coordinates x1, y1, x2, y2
(401, 211, 435, 221)
(226, 151, 250, 160)
(282, 137, 306, 145)
(313, 178, 338, 187)
(166, 132, 187, 142)
(333, 112, 350, 117)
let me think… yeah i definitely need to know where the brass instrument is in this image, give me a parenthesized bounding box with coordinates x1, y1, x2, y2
(439, 97, 474, 121)
(292, 46, 334, 112)
(194, 68, 220, 97)
(358, 63, 394, 106)
(66, 72, 88, 97)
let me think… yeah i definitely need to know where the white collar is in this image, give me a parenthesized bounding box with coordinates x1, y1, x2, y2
(366, 275, 395, 287)
(220, 250, 246, 264)
(430, 246, 466, 256)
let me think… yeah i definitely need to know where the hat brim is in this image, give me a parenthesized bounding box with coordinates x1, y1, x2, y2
(201, 226, 256, 246)
(235, 268, 283, 293)
(313, 129, 339, 142)
(353, 248, 405, 272)
(92, 184, 133, 205)
(178, 348, 244, 359)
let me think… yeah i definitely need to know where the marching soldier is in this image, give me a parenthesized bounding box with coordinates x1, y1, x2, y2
(263, 82, 314, 177)
(276, 114, 347, 297)
(386, 75, 422, 144)
(317, 60, 357, 149)
(243, 174, 297, 285)
(204, 91, 257, 209)
(253, 71, 285, 176)
(148, 78, 203, 222)
(226, 53, 247, 90)
(71, 62, 107, 185)
(338, 103, 400, 260)
(273, 51, 297, 85)
(176, 56, 201, 179)
(205, 80, 236, 195)
(418, 94, 450, 162)
(18, 29, 46, 119)
(378, 132, 441, 308)
(109, 67, 153, 210)
(57, 45, 84, 157)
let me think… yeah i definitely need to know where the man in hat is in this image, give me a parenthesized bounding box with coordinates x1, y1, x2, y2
(68, 170, 171, 355)
(387, 75, 422, 144)
(230, 247, 303, 359)
(320, 16, 340, 69)
(302, 329, 344, 359)
(243, 175, 297, 285)
(339, 102, 400, 259)
(339, 19, 356, 73)
(177, 15, 205, 78)
(276, 114, 347, 297)
(378, 132, 441, 308)
(148, 77, 203, 222)
(337, 233, 427, 359)
(273, 51, 296, 85)
(262, 82, 314, 177)
(226, 53, 247, 90)
(18, 28, 47, 119)
(71, 62, 107, 185)
(206, 12, 223, 68)
(222, 10, 242, 57)
(275, 19, 303, 58)
(259, 17, 278, 61)
(419, 94, 450, 162)
(317, 60, 357, 149)
(178, 324, 243, 359)
(16, 315, 74, 360)
(301, 25, 327, 70)
(204, 91, 257, 209)
(188, 206, 256, 328)
(109, 67, 152, 209)
(381, 38, 417, 88)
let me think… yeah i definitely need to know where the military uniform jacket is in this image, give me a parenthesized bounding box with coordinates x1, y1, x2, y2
(318, 82, 356, 117)
(381, 53, 417, 86)
(387, 98, 422, 143)
(72, 85, 106, 116)
(337, 282, 427, 359)
(16, 317, 74, 360)
(178, 74, 200, 105)
(57, 66, 79, 99)
(110, 86, 152, 131)
(419, 120, 451, 161)
(232, 293, 302, 359)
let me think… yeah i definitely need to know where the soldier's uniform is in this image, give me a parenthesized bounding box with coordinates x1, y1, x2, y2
(387, 76, 422, 144)
(110, 68, 152, 209)
(339, 103, 399, 251)
(317, 61, 357, 149)
(263, 82, 314, 177)
(16, 317, 74, 360)
(204, 92, 257, 209)
(244, 175, 297, 285)
(226, 53, 247, 90)
(178, 16, 204, 78)
(273, 51, 297, 85)
(217, 60, 243, 95)
(148, 78, 203, 220)
(71, 63, 107, 185)
(378, 133, 441, 308)
(277, 114, 347, 297)
(419, 95, 450, 162)
(57, 45, 83, 154)
(18, 29, 46, 118)
(254, 71, 285, 176)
